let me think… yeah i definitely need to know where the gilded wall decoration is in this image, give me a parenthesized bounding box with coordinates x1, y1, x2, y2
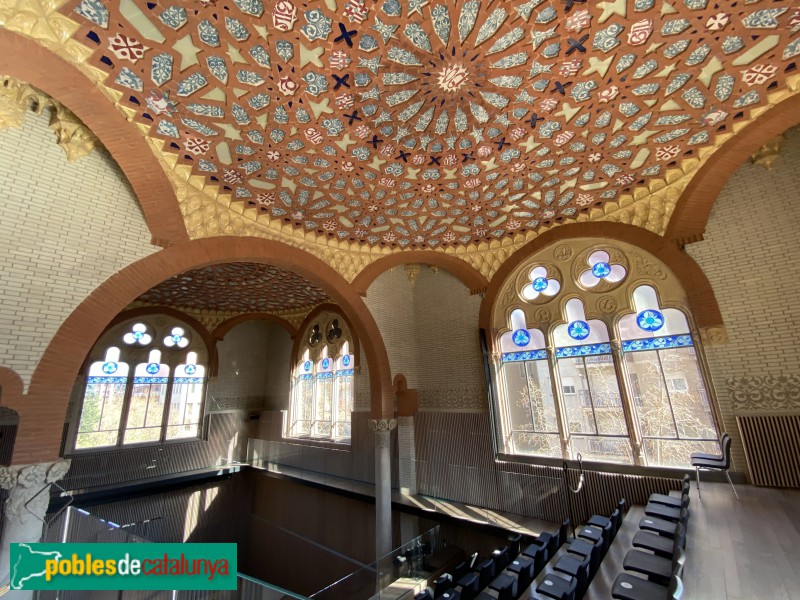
(726, 376, 800, 412)
(419, 384, 488, 411)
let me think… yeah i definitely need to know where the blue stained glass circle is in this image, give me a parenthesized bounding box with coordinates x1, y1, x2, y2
(322, 358, 330, 369)
(146, 363, 160, 374)
(512, 329, 531, 347)
(185, 364, 197, 375)
(592, 262, 611, 278)
(343, 355, 351, 367)
(532, 277, 549, 292)
(304, 360, 312, 372)
(637, 309, 665, 332)
(102, 361, 118, 375)
(172, 334, 183, 344)
(568, 320, 591, 340)
(133, 330, 143, 340)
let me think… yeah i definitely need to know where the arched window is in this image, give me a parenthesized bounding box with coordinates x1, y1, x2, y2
(618, 286, 718, 467)
(288, 310, 356, 442)
(491, 242, 721, 468)
(554, 299, 633, 464)
(72, 317, 209, 451)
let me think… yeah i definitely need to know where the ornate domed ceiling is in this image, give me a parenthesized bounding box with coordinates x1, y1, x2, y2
(136, 262, 329, 312)
(60, 0, 798, 249)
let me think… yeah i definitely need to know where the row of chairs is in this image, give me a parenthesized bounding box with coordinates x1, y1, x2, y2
(415, 521, 571, 600)
(611, 476, 690, 600)
(531, 499, 626, 600)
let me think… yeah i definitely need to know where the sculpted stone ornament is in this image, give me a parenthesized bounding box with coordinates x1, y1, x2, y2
(749, 133, 786, 170)
(368, 419, 397, 432)
(0, 76, 98, 161)
(0, 459, 71, 587)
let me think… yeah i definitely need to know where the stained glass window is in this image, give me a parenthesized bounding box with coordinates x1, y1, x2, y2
(619, 286, 719, 467)
(287, 313, 356, 442)
(578, 250, 626, 289)
(76, 347, 129, 449)
(73, 317, 208, 451)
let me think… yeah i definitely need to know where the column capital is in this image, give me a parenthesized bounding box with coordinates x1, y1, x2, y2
(0, 459, 71, 524)
(368, 419, 397, 432)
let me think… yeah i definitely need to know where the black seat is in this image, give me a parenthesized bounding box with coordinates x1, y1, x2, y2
(506, 556, 534, 597)
(474, 558, 495, 589)
(434, 574, 453, 598)
(536, 573, 577, 600)
(452, 560, 469, 582)
(553, 553, 591, 596)
(523, 543, 548, 577)
(648, 477, 690, 509)
(633, 523, 686, 559)
(586, 498, 626, 537)
(456, 572, 480, 600)
(489, 572, 517, 600)
(690, 433, 729, 462)
(492, 546, 511, 571)
(415, 589, 434, 600)
(612, 574, 683, 600)
(507, 532, 523, 557)
(566, 536, 604, 572)
(644, 495, 689, 522)
(639, 508, 689, 538)
(624, 547, 685, 586)
(691, 433, 739, 500)
(440, 589, 461, 600)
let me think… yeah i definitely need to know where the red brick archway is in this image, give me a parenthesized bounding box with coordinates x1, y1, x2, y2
(479, 222, 722, 331)
(667, 93, 800, 246)
(351, 251, 489, 296)
(9, 237, 393, 464)
(212, 313, 298, 340)
(0, 29, 187, 248)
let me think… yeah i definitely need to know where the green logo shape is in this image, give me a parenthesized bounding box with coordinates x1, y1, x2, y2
(11, 543, 237, 590)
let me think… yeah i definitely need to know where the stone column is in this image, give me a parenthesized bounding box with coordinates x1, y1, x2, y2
(396, 416, 417, 496)
(0, 459, 71, 592)
(370, 419, 395, 563)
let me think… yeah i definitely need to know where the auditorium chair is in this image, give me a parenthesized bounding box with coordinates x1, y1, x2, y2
(586, 498, 626, 537)
(648, 476, 690, 509)
(612, 571, 683, 600)
(632, 523, 686, 560)
(639, 507, 689, 539)
(506, 555, 535, 598)
(535, 572, 578, 600)
(623, 545, 685, 586)
(644, 495, 689, 522)
(691, 433, 739, 500)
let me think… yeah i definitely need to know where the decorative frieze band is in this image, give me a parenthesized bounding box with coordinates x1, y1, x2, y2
(726, 375, 800, 412)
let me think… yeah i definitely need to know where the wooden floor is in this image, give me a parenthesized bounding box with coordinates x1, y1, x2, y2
(581, 481, 800, 600)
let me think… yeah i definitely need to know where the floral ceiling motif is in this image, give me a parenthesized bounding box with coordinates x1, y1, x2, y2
(136, 262, 330, 312)
(61, 0, 799, 248)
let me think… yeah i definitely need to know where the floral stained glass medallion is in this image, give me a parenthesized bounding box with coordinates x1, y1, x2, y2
(568, 320, 591, 341)
(512, 329, 531, 347)
(637, 309, 665, 332)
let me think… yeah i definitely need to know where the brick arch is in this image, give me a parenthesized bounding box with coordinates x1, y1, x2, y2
(0, 368, 23, 412)
(0, 29, 187, 248)
(212, 313, 298, 340)
(667, 93, 800, 246)
(351, 251, 489, 295)
(12, 237, 393, 464)
(479, 222, 722, 332)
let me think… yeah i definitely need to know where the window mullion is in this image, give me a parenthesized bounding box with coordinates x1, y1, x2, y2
(655, 348, 681, 440)
(547, 347, 571, 460)
(610, 338, 644, 466)
(160, 370, 176, 443)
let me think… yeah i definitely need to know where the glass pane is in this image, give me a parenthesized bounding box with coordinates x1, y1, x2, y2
(509, 431, 562, 458)
(76, 381, 126, 449)
(166, 380, 204, 439)
(334, 374, 353, 438)
(623, 350, 678, 438)
(558, 357, 597, 435)
(584, 355, 627, 435)
(502, 362, 536, 434)
(571, 436, 633, 464)
(124, 382, 167, 444)
(525, 361, 559, 433)
(291, 378, 313, 436)
(643, 439, 720, 468)
(660, 347, 717, 440)
(314, 376, 334, 436)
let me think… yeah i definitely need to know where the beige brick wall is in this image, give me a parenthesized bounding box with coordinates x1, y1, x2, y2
(686, 126, 800, 473)
(0, 107, 157, 389)
(365, 266, 487, 411)
(208, 320, 292, 410)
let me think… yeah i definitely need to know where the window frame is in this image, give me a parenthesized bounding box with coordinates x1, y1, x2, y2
(67, 317, 210, 455)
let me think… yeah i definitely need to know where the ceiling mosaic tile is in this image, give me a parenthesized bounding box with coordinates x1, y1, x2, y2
(60, 0, 799, 249)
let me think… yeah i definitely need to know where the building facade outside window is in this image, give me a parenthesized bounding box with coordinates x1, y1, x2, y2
(491, 241, 721, 468)
(287, 311, 355, 442)
(71, 316, 209, 451)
